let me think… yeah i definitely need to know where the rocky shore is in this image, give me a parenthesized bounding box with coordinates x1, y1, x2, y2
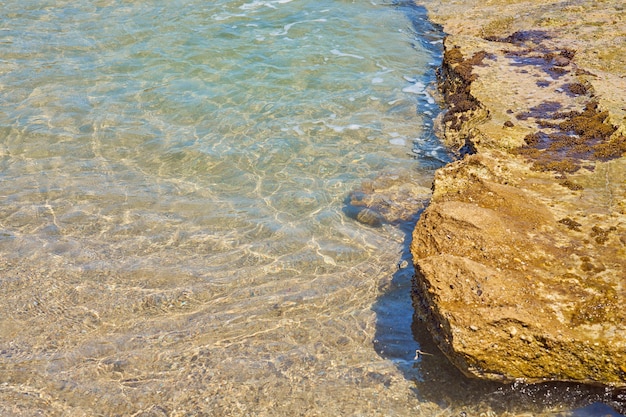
(411, 0, 626, 387)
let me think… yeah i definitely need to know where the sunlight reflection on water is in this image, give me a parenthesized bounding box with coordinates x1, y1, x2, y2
(0, 0, 623, 415)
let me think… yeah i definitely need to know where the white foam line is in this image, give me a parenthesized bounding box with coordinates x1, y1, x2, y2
(240, 0, 293, 11)
(329, 123, 362, 133)
(212, 12, 247, 21)
(402, 82, 426, 94)
(330, 49, 364, 60)
(271, 19, 327, 36)
(389, 138, 407, 146)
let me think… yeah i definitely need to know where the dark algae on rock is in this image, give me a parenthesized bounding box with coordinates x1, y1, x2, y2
(516, 100, 626, 173)
(437, 43, 489, 152)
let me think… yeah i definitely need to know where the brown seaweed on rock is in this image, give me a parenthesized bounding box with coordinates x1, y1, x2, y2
(514, 101, 626, 172)
(437, 43, 491, 154)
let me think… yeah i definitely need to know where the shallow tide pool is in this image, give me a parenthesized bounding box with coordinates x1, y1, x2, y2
(0, 0, 622, 415)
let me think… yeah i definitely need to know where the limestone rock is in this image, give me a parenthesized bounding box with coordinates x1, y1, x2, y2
(412, 0, 626, 387)
(412, 151, 626, 386)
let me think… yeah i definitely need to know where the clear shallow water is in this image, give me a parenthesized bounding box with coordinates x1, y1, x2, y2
(0, 0, 623, 415)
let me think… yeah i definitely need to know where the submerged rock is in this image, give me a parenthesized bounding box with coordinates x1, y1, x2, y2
(412, 0, 626, 388)
(344, 170, 432, 227)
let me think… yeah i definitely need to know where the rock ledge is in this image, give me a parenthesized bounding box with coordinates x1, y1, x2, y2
(412, 0, 626, 387)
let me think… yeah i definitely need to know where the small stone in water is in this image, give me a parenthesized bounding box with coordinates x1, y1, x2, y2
(356, 208, 384, 227)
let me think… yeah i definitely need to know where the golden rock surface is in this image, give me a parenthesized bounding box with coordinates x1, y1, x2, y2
(412, 0, 626, 386)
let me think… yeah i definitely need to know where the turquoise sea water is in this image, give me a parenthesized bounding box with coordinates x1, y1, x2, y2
(0, 0, 622, 415)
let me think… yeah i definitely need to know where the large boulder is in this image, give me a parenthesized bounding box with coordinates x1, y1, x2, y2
(412, 150, 626, 386)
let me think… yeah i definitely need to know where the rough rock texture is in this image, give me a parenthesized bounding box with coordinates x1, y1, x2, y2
(412, 0, 626, 386)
